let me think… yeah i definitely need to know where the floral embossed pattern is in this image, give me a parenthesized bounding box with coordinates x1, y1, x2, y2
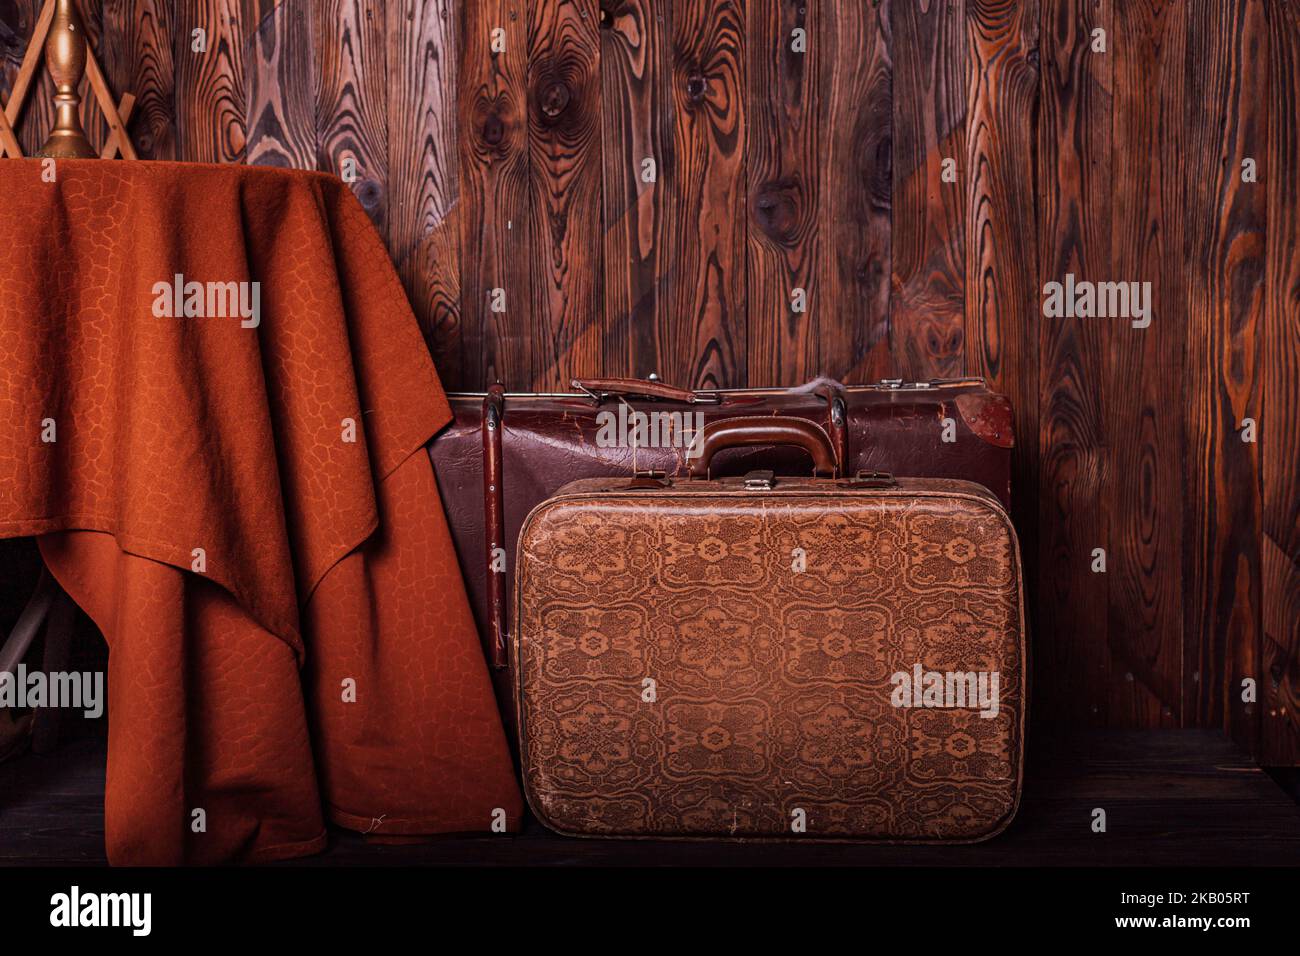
(515, 483, 1025, 841)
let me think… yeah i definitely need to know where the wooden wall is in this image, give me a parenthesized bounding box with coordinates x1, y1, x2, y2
(1, 0, 1297, 763)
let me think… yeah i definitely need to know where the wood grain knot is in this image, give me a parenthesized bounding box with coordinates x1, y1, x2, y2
(355, 179, 383, 213)
(873, 135, 893, 192)
(752, 180, 802, 244)
(857, 256, 885, 289)
(927, 322, 964, 356)
(482, 111, 505, 147)
(540, 80, 572, 120)
(685, 72, 708, 103)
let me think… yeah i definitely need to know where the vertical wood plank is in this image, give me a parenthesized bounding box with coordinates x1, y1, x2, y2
(964, 0, 1039, 605)
(1262, 0, 1300, 764)
(891, 0, 968, 381)
(245, 0, 316, 168)
(1106, 0, 1185, 728)
(1181, 0, 1267, 747)
(98, 0, 178, 160)
(818, 0, 892, 385)
(1036, 0, 1111, 728)
(459, 0, 534, 389)
(387, 0, 463, 386)
(745, 0, 819, 385)
(668, 0, 745, 388)
(527, 0, 604, 389)
(76, 0, 109, 154)
(175, 0, 248, 163)
(599, 0, 674, 382)
(313, 0, 390, 233)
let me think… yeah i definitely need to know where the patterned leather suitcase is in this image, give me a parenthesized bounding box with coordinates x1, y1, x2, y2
(513, 418, 1026, 841)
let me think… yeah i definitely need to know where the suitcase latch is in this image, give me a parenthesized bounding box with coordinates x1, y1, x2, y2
(742, 469, 775, 490)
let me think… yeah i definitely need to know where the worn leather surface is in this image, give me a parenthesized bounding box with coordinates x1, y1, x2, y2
(429, 383, 1014, 671)
(0, 159, 521, 863)
(514, 477, 1025, 840)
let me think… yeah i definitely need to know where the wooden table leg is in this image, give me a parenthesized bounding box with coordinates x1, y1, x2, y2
(99, 93, 136, 160)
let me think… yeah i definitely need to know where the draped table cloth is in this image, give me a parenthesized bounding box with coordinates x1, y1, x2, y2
(0, 159, 522, 864)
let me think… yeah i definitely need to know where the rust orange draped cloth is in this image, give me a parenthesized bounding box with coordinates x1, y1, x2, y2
(0, 159, 521, 864)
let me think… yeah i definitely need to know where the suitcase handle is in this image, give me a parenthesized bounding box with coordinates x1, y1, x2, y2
(688, 417, 839, 478)
(572, 376, 722, 405)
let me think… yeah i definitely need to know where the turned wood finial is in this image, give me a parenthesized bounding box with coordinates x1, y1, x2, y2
(37, 0, 95, 158)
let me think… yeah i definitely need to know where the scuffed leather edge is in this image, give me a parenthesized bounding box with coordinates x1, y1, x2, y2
(955, 392, 1015, 449)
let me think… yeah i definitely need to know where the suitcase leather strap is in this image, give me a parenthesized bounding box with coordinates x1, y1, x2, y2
(813, 381, 849, 469)
(483, 385, 508, 670)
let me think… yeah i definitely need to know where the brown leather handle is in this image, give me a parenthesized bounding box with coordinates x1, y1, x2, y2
(687, 417, 839, 478)
(572, 377, 719, 405)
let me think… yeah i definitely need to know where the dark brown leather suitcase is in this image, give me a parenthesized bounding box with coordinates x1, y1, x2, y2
(428, 376, 1013, 673)
(512, 418, 1026, 841)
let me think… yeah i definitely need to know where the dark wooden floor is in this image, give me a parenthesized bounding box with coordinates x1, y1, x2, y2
(2, 730, 1298, 866)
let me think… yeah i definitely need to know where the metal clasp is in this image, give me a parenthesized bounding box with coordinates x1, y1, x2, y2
(742, 469, 775, 490)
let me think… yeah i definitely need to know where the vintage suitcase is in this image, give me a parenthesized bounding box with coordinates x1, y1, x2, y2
(512, 418, 1026, 841)
(429, 376, 1014, 673)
